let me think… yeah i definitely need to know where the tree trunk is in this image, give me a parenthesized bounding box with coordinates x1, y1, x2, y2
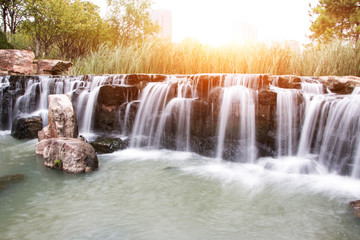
(2, 8, 7, 34)
(35, 38, 40, 58)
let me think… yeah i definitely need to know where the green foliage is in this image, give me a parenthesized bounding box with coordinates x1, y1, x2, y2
(8, 32, 32, 50)
(0, 31, 13, 49)
(0, 0, 27, 39)
(22, 0, 109, 59)
(309, 0, 360, 43)
(106, 0, 160, 46)
(54, 159, 62, 168)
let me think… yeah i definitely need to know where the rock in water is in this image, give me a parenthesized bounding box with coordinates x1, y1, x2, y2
(38, 94, 78, 141)
(11, 116, 42, 139)
(90, 137, 127, 153)
(350, 200, 360, 218)
(35, 138, 98, 173)
(36, 94, 98, 173)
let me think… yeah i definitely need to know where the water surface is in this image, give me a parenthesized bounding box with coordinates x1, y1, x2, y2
(1, 132, 360, 240)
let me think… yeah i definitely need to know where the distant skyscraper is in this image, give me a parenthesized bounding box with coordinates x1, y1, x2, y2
(150, 9, 172, 41)
(232, 21, 258, 43)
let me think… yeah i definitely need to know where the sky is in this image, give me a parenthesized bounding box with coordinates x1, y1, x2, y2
(90, 0, 319, 45)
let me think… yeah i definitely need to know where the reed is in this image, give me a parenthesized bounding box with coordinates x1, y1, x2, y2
(70, 38, 360, 76)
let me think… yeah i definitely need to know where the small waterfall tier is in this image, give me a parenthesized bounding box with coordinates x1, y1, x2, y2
(2, 74, 360, 177)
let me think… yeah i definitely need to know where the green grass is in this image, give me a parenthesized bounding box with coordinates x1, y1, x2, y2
(70, 38, 360, 76)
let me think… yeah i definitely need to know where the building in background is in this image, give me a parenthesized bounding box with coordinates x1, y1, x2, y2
(232, 21, 258, 43)
(150, 9, 172, 41)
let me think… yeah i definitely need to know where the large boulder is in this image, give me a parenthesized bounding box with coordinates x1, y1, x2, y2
(38, 94, 78, 141)
(0, 49, 35, 75)
(11, 116, 42, 139)
(35, 138, 98, 173)
(34, 59, 73, 75)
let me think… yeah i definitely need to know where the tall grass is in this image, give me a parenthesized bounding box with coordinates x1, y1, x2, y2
(70, 38, 360, 76)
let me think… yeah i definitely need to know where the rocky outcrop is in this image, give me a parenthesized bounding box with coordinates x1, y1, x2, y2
(11, 116, 42, 139)
(350, 200, 360, 218)
(34, 59, 73, 75)
(90, 137, 128, 153)
(95, 85, 139, 131)
(0, 49, 35, 75)
(0, 174, 25, 191)
(318, 76, 360, 94)
(0, 49, 72, 76)
(273, 75, 302, 89)
(38, 94, 78, 141)
(36, 138, 98, 173)
(36, 94, 97, 173)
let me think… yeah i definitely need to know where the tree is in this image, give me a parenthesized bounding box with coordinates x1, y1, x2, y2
(0, 0, 27, 41)
(309, 0, 360, 43)
(54, 0, 109, 59)
(22, 0, 65, 57)
(107, 0, 159, 45)
(0, 30, 13, 48)
(22, 0, 109, 59)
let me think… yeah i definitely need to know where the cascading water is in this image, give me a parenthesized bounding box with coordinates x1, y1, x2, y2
(78, 76, 108, 135)
(3, 74, 360, 177)
(3, 74, 360, 239)
(130, 76, 195, 150)
(215, 85, 256, 162)
(272, 86, 301, 156)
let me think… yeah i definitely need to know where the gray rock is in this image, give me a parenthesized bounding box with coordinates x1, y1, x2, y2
(90, 137, 127, 154)
(35, 138, 98, 173)
(38, 94, 78, 141)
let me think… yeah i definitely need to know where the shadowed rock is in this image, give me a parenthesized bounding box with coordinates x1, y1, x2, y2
(90, 137, 127, 154)
(11, 116, 42, 139)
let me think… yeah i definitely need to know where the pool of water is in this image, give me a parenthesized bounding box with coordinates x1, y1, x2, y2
(1, 132, 360, 240)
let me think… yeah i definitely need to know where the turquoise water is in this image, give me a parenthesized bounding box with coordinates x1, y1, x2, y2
(1, 132, 360, 240)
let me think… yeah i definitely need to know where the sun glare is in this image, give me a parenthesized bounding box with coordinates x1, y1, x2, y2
(152, 0, 317, 46)
(90, 0, 318, 46)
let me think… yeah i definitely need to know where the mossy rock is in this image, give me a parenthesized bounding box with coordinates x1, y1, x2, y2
(0, 174, 25, 191)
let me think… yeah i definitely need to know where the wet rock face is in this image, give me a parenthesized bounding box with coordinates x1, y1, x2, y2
(274, 76, 302, 89)
(0, 174, 25, 191)
(318, 76, 360, 94)
(95, 85, 139, 131)
(90, 137, 128, 154)
(35, 138, 98, 173)
(124, 74, 167, 85)
(38, 94, 78, 141)
(11, 116, 43, 139)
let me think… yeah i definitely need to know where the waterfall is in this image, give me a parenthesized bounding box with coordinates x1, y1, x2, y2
(271, 86, 300, 156)
(215, 85, 256, 162)
(3, 74, 360, 178)
(78, 76, 108, 135)
(130, 77, 193, 149)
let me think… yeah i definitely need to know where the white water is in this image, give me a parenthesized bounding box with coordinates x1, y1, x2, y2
(272, 86, 300, 156)
(215, 85, 256, 162)
(2, 74, 360, 178)
(1, 134, 360, 239)
(131, 77, 193, 149)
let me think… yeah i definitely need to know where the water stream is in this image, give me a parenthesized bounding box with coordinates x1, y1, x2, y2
(1, 74, 360, 239)
(1, 133, 360, 239)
